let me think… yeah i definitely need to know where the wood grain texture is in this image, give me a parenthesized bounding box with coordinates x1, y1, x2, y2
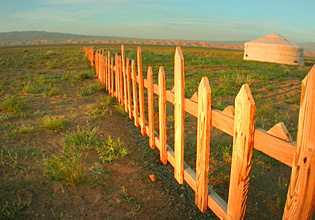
(147, 67, 155, 149)
(131, 60, 139, 127)
(143, 73, 294, 167)
(111, 57, 114, 96)
(119, 55, 124, 104)
(115, 53, 118, 98)
(95, 51, 98, 77)
(118, 56, 122, 102)
(107, 51, 110, 92)
(137, 47, 146, 136)
(121, 45, 128, 112)
(105, 55, 107, 89)
(283, 65, 315, 220)
(227, 84, 256, 220)
(126, 58, 132, 119)
(123, 58, 128, 112)
(195, 77, 212, 213)
(174, 46, 185, 184)
(158, 67, 167, 165)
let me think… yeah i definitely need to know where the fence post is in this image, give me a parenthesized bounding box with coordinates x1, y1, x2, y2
(119, 56, 123, 102)
(107, 51, 110, 92)
(105, 54, 108, 88)
(158, 66, 167, 165)
(119, 56, 123, 104)
(111, 57, 114, 96)
(126, 58, 132, 119)
(283, 65, 315, 220)
(95, 50, 99, 77)
(227, 84, 255, 220)
(195, 77, 212, 213)
(115, 53, 118, 98)
(124, 59, 128, 112)
(91, 48, 94, 67)
(131, 60, 139, 127)
(121, 45, 127, 111)
(137, 47, 146, 136)
(174, 46, 185, 184)
(147, 67, 155, 149)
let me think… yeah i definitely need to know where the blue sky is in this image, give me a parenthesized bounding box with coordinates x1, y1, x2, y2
(0, 0, 314, 42)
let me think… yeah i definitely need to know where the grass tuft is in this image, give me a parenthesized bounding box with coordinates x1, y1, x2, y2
(0, 96, 23, 113)
(64, 123, 98, 150)
(43, 148, 86, 186)
(41, 116, 65, 132)
(0, 198, 28, 220)
(79, 82, 104, 96)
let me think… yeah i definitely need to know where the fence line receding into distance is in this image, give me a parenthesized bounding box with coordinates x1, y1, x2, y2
(83, 45, 315, 220)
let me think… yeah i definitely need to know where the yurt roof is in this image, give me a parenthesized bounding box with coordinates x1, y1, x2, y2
(245, 33, 301, 48)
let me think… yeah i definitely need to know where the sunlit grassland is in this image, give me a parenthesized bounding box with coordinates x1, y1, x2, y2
(0, 44, 314, 219)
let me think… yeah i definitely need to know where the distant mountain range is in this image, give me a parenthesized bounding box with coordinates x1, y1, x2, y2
(1, 31, 314, 56)
(0, 31, 132, 42)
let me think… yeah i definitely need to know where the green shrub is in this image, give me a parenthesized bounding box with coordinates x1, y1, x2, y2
(96, 136, 127, 163)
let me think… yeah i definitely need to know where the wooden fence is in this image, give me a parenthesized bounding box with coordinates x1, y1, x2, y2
(83, 45, 315, 220)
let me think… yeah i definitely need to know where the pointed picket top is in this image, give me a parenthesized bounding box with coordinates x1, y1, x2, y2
(267, 122, 293, 142)
(175, 46, 184, 61)
(190, 92, 198, 103)
(227, 84, 255, 220)
(221, 106, 235, 118)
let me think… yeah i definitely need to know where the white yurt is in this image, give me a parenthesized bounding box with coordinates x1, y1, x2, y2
(243, 33, 304, 65)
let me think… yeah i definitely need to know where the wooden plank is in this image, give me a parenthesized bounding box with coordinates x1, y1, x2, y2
(102, 55, 108, 86)
(195, 77, 212, 213)
(227, 84, 256, 220)
(145, 79, 295, 167)
(147, 67, 155, 149)
(174, 46, 185, 184)
(126, 58, 132, 119)
(283, 65, 315, 220)
(95, 51, 99, 77)
(121, 45, 128, 112)
(131, 60, 139, 127)
(107, 51, 110, 92)
(119, 55, 124, 104)
(115, 53, 118, 98)
(158, 67, 167, 165)
(91, 49, 94, 67)
(267, 122, 292, 142)
(118, 56, 122, 102)
(153, 128, 227, 219)
(137, 47, 146, 136)
(111, 57, 114, 96)
(123, 58, 128, 112)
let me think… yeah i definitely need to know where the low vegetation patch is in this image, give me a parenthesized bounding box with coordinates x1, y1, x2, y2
(43, 148, 87, 186)
(41, 116, 65, 132)
(0, 96, 23, 113)
(79, 82, 104, 96)
(96, 136, 127, 163)
(63, 123, 99, 150)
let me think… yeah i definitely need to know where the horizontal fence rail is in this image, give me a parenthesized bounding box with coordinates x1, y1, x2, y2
(83, 46, 315, 220)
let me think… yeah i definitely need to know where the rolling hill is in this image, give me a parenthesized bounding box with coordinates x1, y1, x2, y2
(0, 31, 314, 57)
